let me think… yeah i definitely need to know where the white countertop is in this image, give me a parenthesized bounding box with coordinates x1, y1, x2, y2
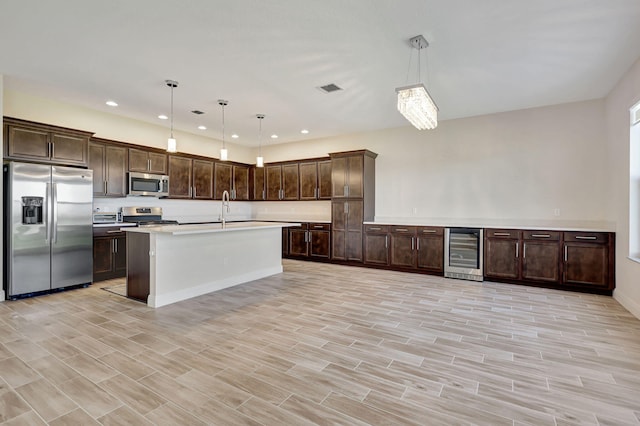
(364, 220, 614, 233)
(122, 221, 301, 235)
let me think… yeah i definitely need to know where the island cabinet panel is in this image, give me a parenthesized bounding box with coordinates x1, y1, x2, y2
(331, 200, 363, 261)
(214, 162, 232, 199)
(416, 227, 444, 273)
(252, 166, 266, 200)
(484, 229, 521, 280)
(364, 225, 389, 265)
(168, 155, 193, 199)
(89, 141, 127, 197)
(126, 232, 150, 303)
(521, 231, 561, 282)
(563, 232, 613, 289)
(4, 118, 91, 166)
(232, 165, 250, 200)
(192, 159, 214, 200)
(128, 148, 167, 174)
(93, 227, 127, 282)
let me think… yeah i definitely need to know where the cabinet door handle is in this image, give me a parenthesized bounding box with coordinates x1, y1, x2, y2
(114, 238, 118, 253)
(314, 225, 324, 229)
(564, 245, 568, 261)
(416, 238, 420, 251)
(343, 185, 349, 197)
(531, 234, 550, 238)
(411, 237, 414, 250)
(104, 181, 107, 194)
(523, 243, 526, 259)
(575, 235, 597, 240)
(262, 190, 265, 200)
(193, 186, 197, 198)
(515, 242, 519, 258)
(147, 159, 151, 171)
(344, 203, 349, 214)
(370, 227, 381, 231)
(422, 229, 436, 234)
(50, 142, 55, 158)
(106, 230, 122, 234)
(396, 228, 408, 232)
(493, 232, 511, 236)
(385, 235, 388, 248)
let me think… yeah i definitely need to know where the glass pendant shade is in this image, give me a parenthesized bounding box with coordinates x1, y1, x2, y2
(256, 156, 264, 168)
(167, 137, 177, 153)
(220, 148, 228, 161)
(396, 83, 438, 130)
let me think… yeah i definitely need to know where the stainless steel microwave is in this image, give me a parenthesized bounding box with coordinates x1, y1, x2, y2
(128, 172, 169, 197)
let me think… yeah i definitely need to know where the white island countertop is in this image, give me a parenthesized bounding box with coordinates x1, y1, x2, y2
(122, 221, 300, 235)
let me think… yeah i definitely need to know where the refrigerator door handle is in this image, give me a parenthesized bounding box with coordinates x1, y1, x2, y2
(52, 182, 58, 243)
(45, 182, 51, 243)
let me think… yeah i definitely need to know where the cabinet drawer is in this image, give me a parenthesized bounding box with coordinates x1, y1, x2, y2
(417, 226, 443, 236)
(522, 230, 560, 241)
(563, 232, 608, 244)
(93, 226, 126, 237)
(365, 224, 389, 233)
(485, 228, 520, 239)
(309, 223, 331, 231)
(390, 226, 416, 234)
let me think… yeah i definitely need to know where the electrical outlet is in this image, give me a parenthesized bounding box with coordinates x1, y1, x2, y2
(553, 208, 561, 216)
(412, 207, 418, 215)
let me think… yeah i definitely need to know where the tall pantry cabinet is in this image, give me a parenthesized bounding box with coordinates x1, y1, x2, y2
(330, 150, 377, 262)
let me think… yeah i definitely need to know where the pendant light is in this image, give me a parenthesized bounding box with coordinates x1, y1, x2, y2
(165, 79, 179, 152)
(256, 114, 265, 168)
(218, 99, 229, 161)
(395, 35, 438, 130)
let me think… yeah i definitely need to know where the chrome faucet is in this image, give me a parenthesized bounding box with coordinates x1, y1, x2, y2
(220, 190, 230, 228)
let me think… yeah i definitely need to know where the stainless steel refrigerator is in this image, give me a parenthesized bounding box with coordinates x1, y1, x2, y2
(4, 162, 93, 298)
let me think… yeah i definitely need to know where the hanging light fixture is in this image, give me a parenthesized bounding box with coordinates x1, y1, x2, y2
(395, 35, 438, 130)
(218, 99, 229, 160)
(256, 114, 265, 168)
(165, 79, 179, 152)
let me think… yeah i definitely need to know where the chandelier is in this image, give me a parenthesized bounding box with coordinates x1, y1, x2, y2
(396, 35, 438, 130)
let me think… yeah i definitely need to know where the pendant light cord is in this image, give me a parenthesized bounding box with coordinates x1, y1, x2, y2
(170, 84, 174, 138)
(221, 104, 226, 149)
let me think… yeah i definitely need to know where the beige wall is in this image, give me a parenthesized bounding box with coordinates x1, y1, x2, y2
(263, 99, 611, 229)
(3, 90, 255, 164)
(605, 57, 640, 318)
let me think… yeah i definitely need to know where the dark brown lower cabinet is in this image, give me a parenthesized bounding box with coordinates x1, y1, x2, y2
(416, 227, 444, 272)
(484, 228, 613, 294)
(285, 223, 331, 260)
(563, 232, 613, 289)
(363, 225, 444, 274)
(331, 200, 363, 262)
(484, 229, 521, 280)
(93, 227, 127, 282)
(364, 225, 389, 265)
(522, 231, 561, 282)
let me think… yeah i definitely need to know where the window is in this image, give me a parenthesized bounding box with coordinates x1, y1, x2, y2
(629, 101, 640, 260)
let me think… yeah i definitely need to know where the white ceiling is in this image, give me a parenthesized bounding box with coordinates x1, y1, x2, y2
(2, 0, 640, 147)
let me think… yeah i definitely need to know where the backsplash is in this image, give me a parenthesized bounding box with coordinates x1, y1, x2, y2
(93, 198, 331, 223)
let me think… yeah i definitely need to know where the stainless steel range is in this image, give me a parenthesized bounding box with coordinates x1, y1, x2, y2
(444, 227, 484, 281)
(120, 207, 178, 227)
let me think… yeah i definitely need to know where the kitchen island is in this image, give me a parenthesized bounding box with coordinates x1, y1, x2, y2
(123, 221, 298, 308)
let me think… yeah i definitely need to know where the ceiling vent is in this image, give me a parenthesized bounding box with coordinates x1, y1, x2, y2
(317, 83, 343, 93)
(191, 110, 205, 115)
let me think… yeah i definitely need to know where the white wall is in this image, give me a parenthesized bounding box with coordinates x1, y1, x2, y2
(605, 57, 640, 318)
(263, 99, 612, 229)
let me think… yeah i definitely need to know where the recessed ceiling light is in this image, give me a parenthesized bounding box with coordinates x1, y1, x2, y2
(105, 100, 118, 107)
(198, 125, 207, 130)
(231, 134, 239, 139)
(271, 134, 278, 139)
(158, 114, 168, 120)
(301, 129, 309, 134)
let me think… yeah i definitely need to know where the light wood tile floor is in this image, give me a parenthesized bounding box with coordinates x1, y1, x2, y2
(1, 259, 639, 425)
